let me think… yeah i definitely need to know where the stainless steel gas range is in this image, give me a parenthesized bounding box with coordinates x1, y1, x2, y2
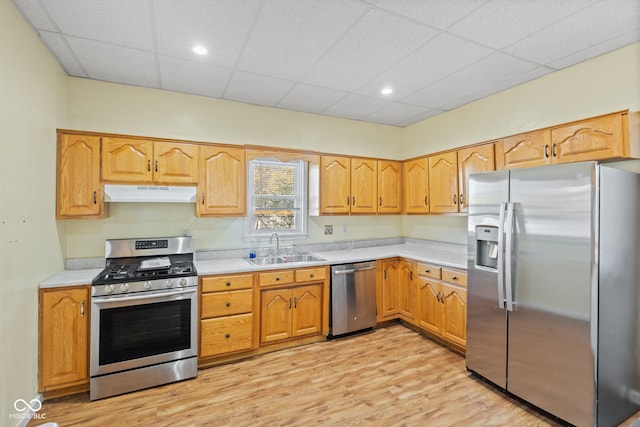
(90, 236, 198, 400)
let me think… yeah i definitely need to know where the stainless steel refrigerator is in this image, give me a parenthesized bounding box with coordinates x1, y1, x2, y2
(466, 161, 640, 427)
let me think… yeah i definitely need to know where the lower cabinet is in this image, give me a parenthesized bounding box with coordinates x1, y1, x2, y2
(259, 267, 328, 344)
(39, 286, 89, 396)
(199, 273, 257, 360)
(377, 258, 416, 323)
(416, 264, 467, 349)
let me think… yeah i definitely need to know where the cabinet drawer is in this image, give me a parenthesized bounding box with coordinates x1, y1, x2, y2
(259, 270, 294, 287)
(201, 290, 253, 318)
(295, 267, 326, 283)
(442, 269, 467, 287)
(200, 313, 253, 358)
(416, 263, 441, 279)
(201, 274, 253, 292)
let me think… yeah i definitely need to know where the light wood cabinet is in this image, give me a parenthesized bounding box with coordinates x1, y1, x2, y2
(495, 129, 551, 170)
(259, 266, 328, 344)
(197, 145, 245, 216)
(56, 133, 103, 219)
(416, 267, 467, 349)
(377, 160, 402, 213)
(200, 273, 256, 360)
(377, 259, 399, 321)
(551, 112, 625, 163)
(39, 286, 89, 395)
(351, 158, 378, 213)
(320, 155, 351, 214)
(397, 260, 415, 321)
(403, 157, 429, 214)
(429, 152, 459, 213)
(102, 137, 199, 184)
(457, 144, 495, 212)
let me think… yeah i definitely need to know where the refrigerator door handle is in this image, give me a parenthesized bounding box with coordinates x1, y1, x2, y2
(497, 202, 507, 309)
(505, 202, 515, 312)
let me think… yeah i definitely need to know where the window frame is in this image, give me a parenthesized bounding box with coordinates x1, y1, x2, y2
(244, 158, 308, 240)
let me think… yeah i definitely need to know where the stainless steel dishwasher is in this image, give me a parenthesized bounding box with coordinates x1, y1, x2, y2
(330, 261, 377, 337)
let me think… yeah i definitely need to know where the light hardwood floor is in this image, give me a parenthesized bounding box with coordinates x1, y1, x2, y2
(30, 325, 640, 426)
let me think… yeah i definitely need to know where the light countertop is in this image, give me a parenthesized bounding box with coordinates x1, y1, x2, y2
(40, 241, 467, 288)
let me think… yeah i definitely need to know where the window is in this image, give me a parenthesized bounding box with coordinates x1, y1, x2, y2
(245, 158, 307, 239)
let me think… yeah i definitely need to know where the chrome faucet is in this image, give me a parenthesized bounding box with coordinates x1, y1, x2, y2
(269, 232, 280, 255)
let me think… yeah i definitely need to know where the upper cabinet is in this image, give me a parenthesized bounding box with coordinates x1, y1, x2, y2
(496, 111, 637, 170)
(197, 145, 246, 216)
(57, 132, 103, 219)
(428, 152, 459, 213)
(457, 144, 495, 212)
(403, 157, 429, 214)
(102, 137, 198, 184)
(320, 155, 351, 214)
(350, 158, 378, 214)
(377, 160, 402, 214)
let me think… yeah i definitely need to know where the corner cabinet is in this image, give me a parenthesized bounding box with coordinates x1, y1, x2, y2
(56, 132, 103, 219)
(457, 144, 495, 212)
(197, 145, 246, 216)
(39, 286, 89, 397)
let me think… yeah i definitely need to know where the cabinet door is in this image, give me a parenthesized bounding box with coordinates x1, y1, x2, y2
(200, 313, 253, 357)
(397, 261, 415, 320)
(197, 145, 245, 216)
(39, 287, 89, 391)
(260, 289, 292, 343)
(377, 160, 402, 213)
(457, 144, 495, 212)
(292, 284, 323, 337)
(57, 134, 103, 218)
(551, 113, 624, 163)
(320, 156, 351, 214)
(350, 158, 377, 214)
(154, 141, 199, 184)
(495, 129, 550, 170)
(416, 278, 441, 336)
(403, 158, 429, 214)
(428, 152, 459, 213)
(102, 137, 153, 183)
(440, 283, 467, 348)
(380, 260, 399, 318)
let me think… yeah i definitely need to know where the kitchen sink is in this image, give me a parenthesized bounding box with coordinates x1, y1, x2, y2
(245, 253, 325, 266)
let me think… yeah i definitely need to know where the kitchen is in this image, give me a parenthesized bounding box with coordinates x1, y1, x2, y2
(3, 0, 640, 426)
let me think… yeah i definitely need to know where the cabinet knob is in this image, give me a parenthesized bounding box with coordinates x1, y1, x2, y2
(552, 143, 557, 157)
(310, 274, 314, 278)
(276, 277, 280, 281)
(225, 333, 230, 339)
(453, 194, 457, 205)
(424, 196, 428, 206)
(451, 276, 458, 280)
(544, 144, 550, 158)
(225, 302, 231, 307)
(226, 281, 231, 286)
(425, 269, 430, 273)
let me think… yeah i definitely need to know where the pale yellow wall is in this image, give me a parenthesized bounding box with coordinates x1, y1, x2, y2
(61, 79, 404, 257)
(403, 42, 640, 244)
(1, 0, 68, 422)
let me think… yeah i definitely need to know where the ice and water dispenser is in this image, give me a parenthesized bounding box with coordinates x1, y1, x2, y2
(475, 225, 499, 269)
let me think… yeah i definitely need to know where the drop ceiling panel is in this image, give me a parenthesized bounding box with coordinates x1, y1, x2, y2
(12, 0, 57, 32)
(158, 55, 232, 98)
(302, 9, 439, 92)
(41, 0, 155, 51)
(38, 31, 87, 77)
(66, 37, 159, 88)
(362, 102, 436, 126)
(224, 71, 294, 106)
(277, 84, 348, 114)
(322, 94, 393, 120)
(153, 0, 262, 68)
(548, 30, 640, 69)
(365, 0, 490, 30)
(237, 0, 367, 81)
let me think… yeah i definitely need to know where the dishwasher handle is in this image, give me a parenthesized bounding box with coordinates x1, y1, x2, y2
(333, 265, 376, 275)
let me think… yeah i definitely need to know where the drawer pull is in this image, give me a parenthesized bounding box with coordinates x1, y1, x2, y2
(276, 277, 280, 281)
(226, 281, 231, 287)
(451, 276, 458, 280)
(225, 302, 231, 307)
(425, 269, 430, 273)
(225, 333, 230, 339)
(310, 273, 314, 278)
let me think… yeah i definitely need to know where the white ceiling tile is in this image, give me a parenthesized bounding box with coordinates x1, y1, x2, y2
(357, 33, 492, 99)
(237, 0, 366, 81)
(224, 71, 294, 106)
(362, 102, 433, 126)
(302, 8, 439, 92)
(323, 94, 393, 120)
(397, 109, 444, 127)
(548, 30, 640, 70)
(153, 0, 262, 69)
(12, 0, 58, 32)
(276, 84, 347, 114)
(448, 0, 597, 49)
(38, 31, 87, 77)
(42, 0, 155, 50)
(158, 55, 232, 98)
(66, 37, 159, 87)
(505, 0, 640, 64)
(404, 52, 538, 108)
(364, 0, 489, 29)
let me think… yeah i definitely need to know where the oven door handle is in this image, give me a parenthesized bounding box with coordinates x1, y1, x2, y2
(93, 288, 196, 304)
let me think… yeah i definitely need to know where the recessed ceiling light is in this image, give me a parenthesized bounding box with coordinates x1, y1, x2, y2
(381, 86, 393, 96)
(192, 45, 208, 55)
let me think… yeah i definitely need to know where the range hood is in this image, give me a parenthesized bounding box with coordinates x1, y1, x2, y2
(104, 184, 197, 203)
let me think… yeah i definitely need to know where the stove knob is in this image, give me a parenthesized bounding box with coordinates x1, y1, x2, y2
(165, 279, 174, 288)
(179, 278, 187, 287)
(120, 283, 130, 292)
(104, 284, 115, 294)
(144, 281, 153, 290)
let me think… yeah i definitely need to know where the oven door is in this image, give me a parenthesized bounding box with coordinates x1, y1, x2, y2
(91, 287, 197, 376)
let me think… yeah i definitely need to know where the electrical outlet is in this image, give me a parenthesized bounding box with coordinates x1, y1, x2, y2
(325, 225, 333, 235)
